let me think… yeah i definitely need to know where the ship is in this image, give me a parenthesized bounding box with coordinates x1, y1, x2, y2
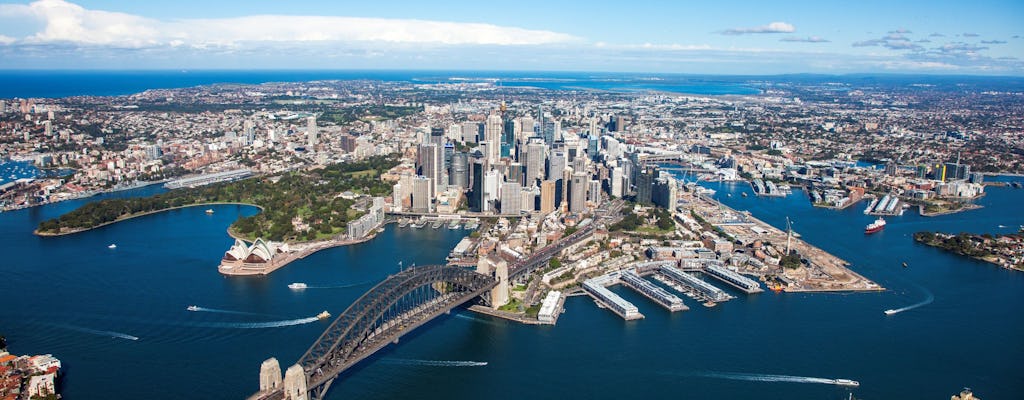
(205, 209, 214, 214)
(288, 282, 308, 290)
(741, 192, 748, 197)
(834, 378, 860, 387)
(884, 309, 898, 315)
(186, 305, 199, 311)
(317, 310, 331, 320)
(865, 217, 886, 234)
(107, 243, 117, 249)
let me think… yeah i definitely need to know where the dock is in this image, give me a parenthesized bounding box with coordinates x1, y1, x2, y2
(704, 264, 763, 294)
(659, 265, 732, 303)
(620, 270, 688, 312)
(582, 274, 644, 320)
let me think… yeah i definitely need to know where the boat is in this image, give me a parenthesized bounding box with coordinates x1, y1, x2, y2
(186, 305, 199, 311)
(902, 262, 908, 268)
(834, 378, 860, 387)
(107, 244, 117, 249)
(205, 209, 214, 214)
(884, 309, 898, 315)
(288, 283, 308, 290)
(317, 310, 331, 320)
(741, 192, 748, 197)
(430, 220, 443, 229)
(865, 217, 886, 234)
(448, 222, 460, 229)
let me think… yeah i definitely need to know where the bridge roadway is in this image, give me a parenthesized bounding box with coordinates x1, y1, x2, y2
(250, 202, 623, 400)
(250, 265, 496, 400)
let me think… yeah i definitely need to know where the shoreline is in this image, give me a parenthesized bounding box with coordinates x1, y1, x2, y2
(34, 202, 264, 237)
(915, 237, 1024, 273)
(918, 203, 983, 217)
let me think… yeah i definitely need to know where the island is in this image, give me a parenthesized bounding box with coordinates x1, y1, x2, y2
(914, 230, 1024, 271)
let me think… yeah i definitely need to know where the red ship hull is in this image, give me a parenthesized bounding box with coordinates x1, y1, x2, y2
(865, 226, 884, 234)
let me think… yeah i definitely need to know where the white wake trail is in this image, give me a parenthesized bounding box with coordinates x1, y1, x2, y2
(188, 306, 274, 317)
(696, 371, 837, 385)
(193, 316, 321, 329)
(885, 285, 935, 315)
(57, 324, 139, 341)
(385, 358, 488, 367)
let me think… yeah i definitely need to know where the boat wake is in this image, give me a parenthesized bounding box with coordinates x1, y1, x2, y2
(453, 313, 501, 326)
(304, 281, 374, 289)
(57, 324, 139, 341)
(192, 316, 321, 329)
(885, 285, 934, 315)
(187, 306, 274, 317)
(693, 371, 838, 385)
(385, 358, 488, 367)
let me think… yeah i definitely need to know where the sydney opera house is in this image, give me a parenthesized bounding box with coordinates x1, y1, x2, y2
(218, 238, 292, 275)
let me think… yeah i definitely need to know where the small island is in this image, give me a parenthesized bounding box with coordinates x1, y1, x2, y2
(914, 230, 1024, 271)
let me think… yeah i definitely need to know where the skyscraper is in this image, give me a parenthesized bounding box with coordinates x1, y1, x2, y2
(411, 176, 433, 213)
(636, 166, 657, 205)
(540, 180, 556, 214)
(306, 116, 317, 147)
(485, 113, 503, 163)
(525, 139, 546, 187)
(450, 152, 470, 189)
(417, 144, 442, 194)
(569, 173, 588, 213)
(500, 182, 521, 215)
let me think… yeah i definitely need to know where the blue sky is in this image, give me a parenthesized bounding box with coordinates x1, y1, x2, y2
(0, 0, 1021, 74)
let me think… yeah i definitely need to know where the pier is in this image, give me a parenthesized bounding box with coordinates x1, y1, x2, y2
(582, 274, 644, 320)
(620, 270, 688, 312)
(660, 265, 732, 303)
(704, 264, 763, 294)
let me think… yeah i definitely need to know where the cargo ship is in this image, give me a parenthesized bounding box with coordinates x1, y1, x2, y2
(865, 217, 886, 234)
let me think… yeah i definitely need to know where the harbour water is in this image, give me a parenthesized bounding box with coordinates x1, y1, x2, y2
(2, 181, 1023, 399)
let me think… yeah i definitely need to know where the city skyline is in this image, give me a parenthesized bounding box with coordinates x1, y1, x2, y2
(0, 0, 1021, 75)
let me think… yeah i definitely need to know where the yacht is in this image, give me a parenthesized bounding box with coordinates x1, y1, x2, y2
(186, 305, 199, 311)
(884, 309, 898, 315)
(288, 282, 308, 290)
(317, 310, 331, 320)
(205, 209, 214, 214)
(834, 379, 860, 387)
(107, 244, 117, 249)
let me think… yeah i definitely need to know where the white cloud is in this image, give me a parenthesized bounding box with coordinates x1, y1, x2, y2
(780, 36, 830, 43)
(0, 34, 15, 44)
(721, 22, 795, 35)
(0, 0, 577, 47)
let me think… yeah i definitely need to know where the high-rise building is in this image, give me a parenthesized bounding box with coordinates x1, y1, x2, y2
(547, 151, 567, 182)
(470, 159, 486, 212)
(610, 166, 624, 198)
(540, 180, 556, 214)
(485, 113, 503, 163)
(450, 152, 470, 189)
(520, 116, 535, 138)
(306, 116, 318, 147)
(429, 127, 446, 147)
(569, 173, 588, 213)
(525, 139, 546, 187)
(636, 166, 657, 205)
(652, 176, 677, 210)
(417, 144, 443, 194)
(500, 182, 521, 215)
(461, 121, 481, 143)
(411, 176, 433, 213)
(482, 170, 501, 212)
(588, 180, 602, 204)
(506, 162, 524, 186)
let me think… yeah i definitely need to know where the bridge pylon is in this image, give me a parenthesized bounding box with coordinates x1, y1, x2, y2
(283, 364, 309, 400)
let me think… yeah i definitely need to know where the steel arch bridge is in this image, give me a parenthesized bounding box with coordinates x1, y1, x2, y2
(250, 265, 496, 400)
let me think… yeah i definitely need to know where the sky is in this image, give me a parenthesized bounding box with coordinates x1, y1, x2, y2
(0, 0, 1021, 75)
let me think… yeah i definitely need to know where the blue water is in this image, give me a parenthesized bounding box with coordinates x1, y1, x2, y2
(2, 181, 1023, 399)
(0, 70, 763, 98)
(0, 161, 42, 185)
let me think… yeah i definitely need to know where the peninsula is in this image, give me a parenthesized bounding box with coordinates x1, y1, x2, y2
(914, 230, 1024, 271)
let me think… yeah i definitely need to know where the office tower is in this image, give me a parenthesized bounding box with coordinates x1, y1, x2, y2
(244, 120, 255, 144)
(485, 113, 503, 163)
(542, 118, 557, 144)
(636, 166, 657, 205)
(588, 180, 602, 204)
(502, 117, 516, 158)
(652, 176, 678, 210)
(500, 182, 521, 215)
(587, 135, 600, 160)
(572, 156, 588, 173)
(522, 187, 538, 213)
(483, 170, 500, 212)
(589, 117, 599, 136)
(547, 151, 567, 182)
(561, 168, 572, 211)
(42, 120, 52, 138)
(411, 176, 433, 213)
(569, 173, 588, 213)
(417, 144, 442, 194)
(540, 180, 556, 214)
(520, 116, 535, 138)
(306, 116, 317, 147)
(525, 139, 546, 187)
(507, 162, 524, 186)
(450, 152, 470, 189)
(610, 166, 624, 198)
(461, 121, 481, 143)
(446, 123, 462, 142)
(470, 159, 486, 212)
(429, 127, 446, 147)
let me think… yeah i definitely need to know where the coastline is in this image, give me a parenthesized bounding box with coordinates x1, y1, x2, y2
(34, 202, 264, 236)
(918, 203, 983, 217)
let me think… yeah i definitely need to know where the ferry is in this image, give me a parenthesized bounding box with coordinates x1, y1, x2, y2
(884, 309, 898, 315)
(833, 379, 860, 387)
(288, 282, 308, 290)
(317, 310, 331, 320)
(186, 305, 199, 311)
(865, 217, 886, 234)
(107, 243, 117, 249)
(205, 209, 214, 214)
